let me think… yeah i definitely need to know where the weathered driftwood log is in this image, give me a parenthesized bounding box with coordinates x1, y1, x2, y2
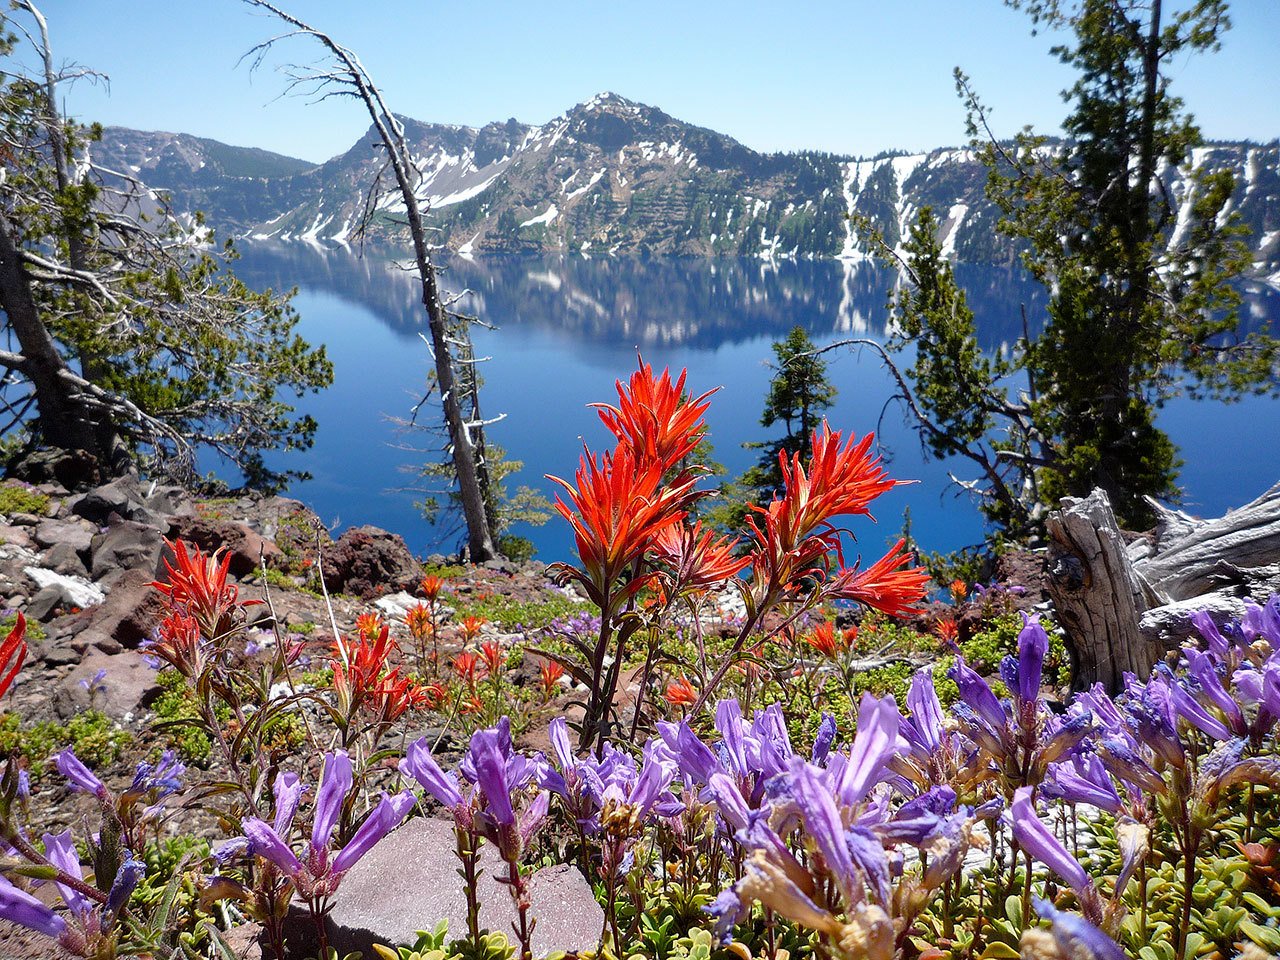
(1046, 488, 1164, 690)
(1046, 484, 1280, 689)
(1133, 482, 1280, 603)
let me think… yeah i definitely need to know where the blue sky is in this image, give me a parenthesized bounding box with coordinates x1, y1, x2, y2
(29, 1, 1280, 164)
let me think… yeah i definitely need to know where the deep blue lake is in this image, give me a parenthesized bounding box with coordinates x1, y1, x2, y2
(231, 244, 1280, 563)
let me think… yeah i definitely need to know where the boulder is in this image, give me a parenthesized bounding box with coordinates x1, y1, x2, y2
(143, 484, 196, 519)
(306, 818, 603, 958)
(24, 585, 66, 622)
(56, 649, 161, 720)
(89, 520, 165, 581)
(166, 515, 281, 578)
(68, 476, 147, 524)
(78, 568, 167, 650)
(323, 526, 419, 600)
(33, 518, 96, 554)
(0, 524, 35, 551)
(10, 447, 102, 491)
(40, 542, 89, 579)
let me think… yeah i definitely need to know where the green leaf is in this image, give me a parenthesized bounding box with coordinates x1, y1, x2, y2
(1239, 921, 1280, 952)
(978, 943, 1021, 960)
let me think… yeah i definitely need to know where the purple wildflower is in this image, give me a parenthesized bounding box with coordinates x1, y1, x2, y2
(832, 692, 899, 807)
(53, 748, 107, 799)
(1008, 787, 1091, 898)
(1029, 897, 1124, 960)
(0, 875, 66, 939)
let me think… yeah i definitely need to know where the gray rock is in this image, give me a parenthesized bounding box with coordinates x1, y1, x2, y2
(7, 513, 40, 527)
(77, 568, 166, 650)
(41, 542, 89, 579)
(33, 518, 96, 554)
(56, 650, 161, 720)
(0, 524, 35, 551)
(40, 637, 81, 666)
(89, 520, 165, 580)
(69, 476, 146, 524)
(25, 585, 66, 622)
(315, 818, 602, 958)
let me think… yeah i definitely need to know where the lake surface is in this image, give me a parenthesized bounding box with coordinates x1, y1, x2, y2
(231, 243, 1280, 563)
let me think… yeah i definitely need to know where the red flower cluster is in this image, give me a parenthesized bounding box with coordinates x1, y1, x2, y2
(539, 660, 565, 700)
(151, 538, 260, 639)
(333, 624, 433, 723)
(803, 622, 845, 660)
(150, 612, 206, 679)
(547, 358, 927, 727)
(664, 675, 697, 708)
(593, 364, 716, 472)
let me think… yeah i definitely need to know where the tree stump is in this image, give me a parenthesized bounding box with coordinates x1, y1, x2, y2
(1046, 488, 1164, 690)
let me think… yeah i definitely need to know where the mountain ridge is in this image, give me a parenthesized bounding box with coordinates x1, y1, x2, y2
(92, 92, 1280, 280)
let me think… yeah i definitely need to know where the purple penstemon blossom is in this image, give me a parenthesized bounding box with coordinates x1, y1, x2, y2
(239, 751, 413, 900)
(1026, 897, 1125, 960)
(1008, 787, 1103, 923)
(403, 719, 552, 860)
(829, 692, 900, 808)
(0, 830, 142, 956)
(1042, 753, 1123, 814)
(53, 748, 107, 800)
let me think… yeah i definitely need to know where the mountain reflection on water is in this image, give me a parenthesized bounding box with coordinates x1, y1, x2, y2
(231, 242, 1280, 562)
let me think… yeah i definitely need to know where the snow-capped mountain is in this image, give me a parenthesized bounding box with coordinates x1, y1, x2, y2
(94, 93, 1280, 279)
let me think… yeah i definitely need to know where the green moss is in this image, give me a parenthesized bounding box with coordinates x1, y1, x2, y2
(1, 611, 46, 642)
(423, 561, 467, 579)
(0, 709, 130, 775)
(453, 591, 585, 631)
(151, 671, 211, 763)
(0, 481, 50, 516)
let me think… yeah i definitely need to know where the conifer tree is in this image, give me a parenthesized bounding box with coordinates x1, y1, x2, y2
(0, 3, 332, 488)
(873, 0, 1277, 533)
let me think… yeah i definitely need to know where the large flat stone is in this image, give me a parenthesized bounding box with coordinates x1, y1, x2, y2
(310, 817, 603, 958)
(55, 649, 162, 720)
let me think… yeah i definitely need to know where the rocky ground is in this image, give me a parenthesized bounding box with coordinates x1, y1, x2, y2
(0, 460, 1054, 959)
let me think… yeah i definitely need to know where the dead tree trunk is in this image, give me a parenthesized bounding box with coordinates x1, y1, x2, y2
(0, 210, 102, 458)
(1046, 484, 1280, 689)
(1046, 487, 1165, 690)
(244, 0, 496, 562)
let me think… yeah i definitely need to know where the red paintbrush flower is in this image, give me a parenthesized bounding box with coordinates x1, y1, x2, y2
(829, 539, 929, 620)
(373, 671, 435, 722)
(935, 616, 959, 646)
(539, 660, 565, 700)
(354, 612, 386, 642)
(774, 424, 899, 546)
(949, 579, 969, 603)
(453, 650, 480, 688)
(405, 604, 433, 641)
(333, 624, 396, 709)
(152, 538, 260, 638)
(148, 611, 206, 679)
(548, 444, 695, 607)
(461, 615, 487, 643)
(665, 675, 697, 708)
(0, 613, 27, 700)
(419, 574, 445, 601)
(479, 640, 504, 679)
(593, 360, 718, 473)
(652, 520, 750, 593)
(803, 621, 845, 660)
